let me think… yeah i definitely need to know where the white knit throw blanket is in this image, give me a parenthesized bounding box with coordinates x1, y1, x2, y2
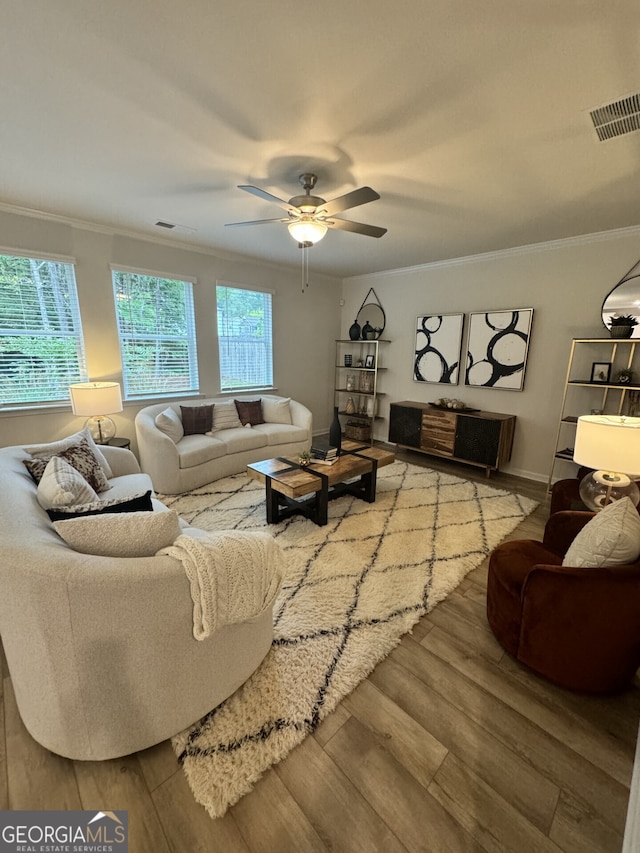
(158, 531, 284, 640)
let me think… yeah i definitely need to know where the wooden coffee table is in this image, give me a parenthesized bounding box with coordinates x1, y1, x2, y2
(246, 440, 395, 526)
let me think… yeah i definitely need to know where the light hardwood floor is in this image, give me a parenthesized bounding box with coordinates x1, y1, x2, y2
(2, 448, 639, 852)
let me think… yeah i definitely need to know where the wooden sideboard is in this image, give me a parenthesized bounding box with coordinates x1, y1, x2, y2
(388, 400, 516, 476)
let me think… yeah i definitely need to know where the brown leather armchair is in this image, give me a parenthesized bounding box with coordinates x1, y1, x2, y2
(487, 510, 640, 693)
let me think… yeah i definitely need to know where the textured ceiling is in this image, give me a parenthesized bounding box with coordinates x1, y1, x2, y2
(2, 0, 640, 278)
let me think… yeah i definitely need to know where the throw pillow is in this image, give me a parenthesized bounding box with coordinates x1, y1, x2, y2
(235, 399, 265, 426)
(46, 490, 154, 521)
(155, 407, 184, 443)
(37, 456, 100, 511)
(563, 497, 640, 568)
(180, 404, 214, 436)
(26, 427, 113, 479)
(53, 509, 181, 557)
(24, 438, 111, 493)
(210, 400, 242, 431)
(261, 396, 292, 425)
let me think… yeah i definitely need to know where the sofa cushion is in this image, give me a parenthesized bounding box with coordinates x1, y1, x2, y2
(106, 473, 155, 500)
(177, 434, 227, 469)
(180, 404, 214, 435)
(563, 497, 640, 568)
(235, 399, 265, 426)
(210, 401, 243, 431)
(252, 423, 309, 447)
(26, 427, 113, 479)
(46, 490, 154, 521)
(215, 427, 267, 453)
(53, 510, 181, 557)
(155, 407, 184, 443)
(24, 438, 111, 493)
(37, 456, 100, 510)
(262, 396, 292, 425)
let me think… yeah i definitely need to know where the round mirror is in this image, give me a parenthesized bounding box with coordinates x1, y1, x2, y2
(356, 303, 385, 338)
(602, 273, 640, 338)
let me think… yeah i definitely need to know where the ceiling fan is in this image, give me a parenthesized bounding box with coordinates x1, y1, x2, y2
(225, 173, 387, 245)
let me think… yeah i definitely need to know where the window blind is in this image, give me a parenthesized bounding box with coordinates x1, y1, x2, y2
(216, 283, 273, 391)
(112, 269, 199, 398)
(0, 253, 88, 406)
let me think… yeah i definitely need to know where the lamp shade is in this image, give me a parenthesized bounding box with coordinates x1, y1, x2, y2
(288, 219, 328, 244)
(574, 415, 640, 476)
(69, 382, 123, 417)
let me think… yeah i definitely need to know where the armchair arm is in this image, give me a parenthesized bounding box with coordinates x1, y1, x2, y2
(519, 563, 640, 692)
(99, 446, 141, 476)
(542, 510, 595, 557)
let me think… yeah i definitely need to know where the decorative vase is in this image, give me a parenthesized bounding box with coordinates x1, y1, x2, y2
(362, 320, 375, 340)
(610, 325, 634, 338)
(345, 397, 356, 414)
(349, 321, 361, 341)
(329, 406, 342, 453)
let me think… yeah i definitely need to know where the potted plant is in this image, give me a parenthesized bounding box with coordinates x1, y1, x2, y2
(608, 314, 639, 338)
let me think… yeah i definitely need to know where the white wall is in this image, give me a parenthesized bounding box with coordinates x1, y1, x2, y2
(0, 209, 342, 451)
(342, 228, 640, 482)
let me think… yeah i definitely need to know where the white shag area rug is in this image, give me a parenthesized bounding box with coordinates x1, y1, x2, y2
(161, 461, 537, 819)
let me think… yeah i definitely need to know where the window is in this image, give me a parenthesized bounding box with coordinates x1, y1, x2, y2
(0, 252, 87, 406)
(216, 283, 273, 391)
(112, 268, 199, 398)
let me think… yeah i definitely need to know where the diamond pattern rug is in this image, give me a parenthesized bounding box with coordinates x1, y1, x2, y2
(161, 461, 538, 818)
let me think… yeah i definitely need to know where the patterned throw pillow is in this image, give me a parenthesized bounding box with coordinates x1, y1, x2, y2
(563, 497, 640, 568)
(235, 399, 264, 426)
(24, 438, 111, 493)
(180, 405, 214, 436)
(26, 427, 113, 479)
(209, 400, 242, 431)
(46, 490, 154, 521)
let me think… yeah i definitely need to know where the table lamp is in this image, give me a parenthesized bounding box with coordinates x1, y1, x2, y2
(69, 382, 123, 444)
(573, 414, 640, 510)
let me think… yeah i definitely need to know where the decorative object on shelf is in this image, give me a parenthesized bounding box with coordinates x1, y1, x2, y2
(590, 361, 612, 383)
(346, 374, 356, 390)
(362, 320, 376, 340)
(356, 358, 364, 368)
(68, 381, 123, 444)
(359, 372, 374, 393)
(617, 368, 634, 384)
(607, 314, 639, 339)
(298, 451, 311, 467)
(354, 287, 386, 339)
(366, 397, 377, 417)
(464, 308, 533, 391)
(345, 397, 356, 414)
(348, 320, 361, 341)
(602, 258, 640, 338)
(573, 414, 640, 510)
(430, 399, 479, 413)
(630, 391, 640, 417)
(359, 397, 368, 415)
(414, 313, 464, 385)
(364, 354, 375, 368)
(345, 420, 371, 441)
(344, 354, 353, 366)
(329, 406, 342, 454)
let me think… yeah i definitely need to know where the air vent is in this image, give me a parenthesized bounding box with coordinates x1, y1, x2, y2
(155, 220, 176, 229)
(590, 93, 640, 141)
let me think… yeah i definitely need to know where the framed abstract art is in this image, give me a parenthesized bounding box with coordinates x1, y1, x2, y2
(414, 313, 464, 385)
(464, 309, 534, 390)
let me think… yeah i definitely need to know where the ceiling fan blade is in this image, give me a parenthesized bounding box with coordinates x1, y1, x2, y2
(238, 185, 296, 212)
(316, 186, 380, 216)
(327, 218, 387, 238)
(225, 217, 290, 227)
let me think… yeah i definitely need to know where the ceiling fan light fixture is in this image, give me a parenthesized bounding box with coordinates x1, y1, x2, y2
(288, 219, 328, 244)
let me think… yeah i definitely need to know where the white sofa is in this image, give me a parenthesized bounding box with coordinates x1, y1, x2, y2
(0, 441, 276, 761)
(135, 394, 312, 494)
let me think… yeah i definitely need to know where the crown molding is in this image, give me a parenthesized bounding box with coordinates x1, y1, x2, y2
(344, 223, 640, 282)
